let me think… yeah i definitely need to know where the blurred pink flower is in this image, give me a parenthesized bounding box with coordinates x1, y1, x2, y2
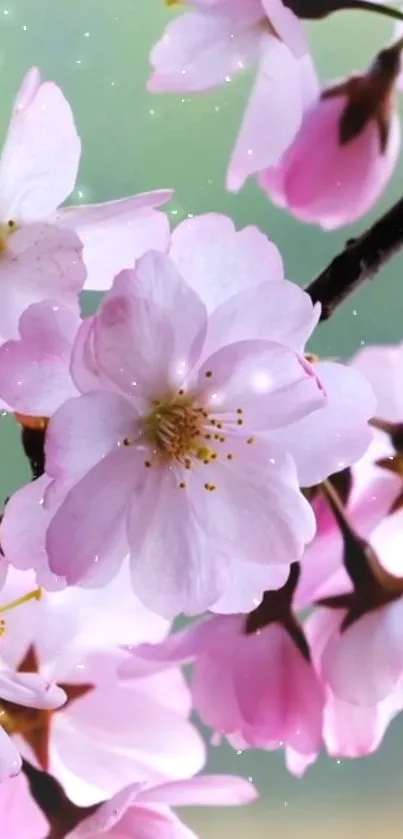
(0, 67, 172, 292)
(0, 773, 48, 838)
(1, 215, 375, 616)
(120, 611, 324, 775)
(66, 773, 258, 839)
(149, 0, 317, 190)
(259, 46, 401, 228)
(0, 565, 204, 805)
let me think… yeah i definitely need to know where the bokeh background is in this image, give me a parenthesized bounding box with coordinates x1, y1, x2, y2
(1, 1, 403, 835)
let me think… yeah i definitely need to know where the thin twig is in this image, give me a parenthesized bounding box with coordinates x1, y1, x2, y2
(305, 195, 403, 320)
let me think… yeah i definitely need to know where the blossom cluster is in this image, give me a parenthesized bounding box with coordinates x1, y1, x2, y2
(1, 0, 403, 836)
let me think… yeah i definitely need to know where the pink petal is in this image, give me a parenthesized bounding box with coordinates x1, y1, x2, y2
(0, 476, 64, 587)
(148, 11, 261, 93)
(93, 252, 207, 400)
(351, 343, 403, 422)
(45, 390, 136, 482)
(0, 728, 21, 781)
(204, 280, 320, 359)
(0, 300, 79, 415)
(210, 561, 289, 614)
(170, 213, 284, 313)
(0, 223, 85, 343)
(268, 360, 376, 486)
(233, 625, 324, 754)
(227, 36, 304, 191)
(120, 620, 212, 679)
(196, 340, 325, 430)
(262, 0, 307, 57)
(0, 669, 65, 709)
(46, 446, 138, 584)
(58, 194, 172, 292)
(138, 775, 258, 807)
(285, 747, 317, 777)
(0, 71, 80, 222)
(0, 773, 49, 836)
(128, 468, 229, 617)
(324, 686, 403, 759)
(320, 600, 403, 705)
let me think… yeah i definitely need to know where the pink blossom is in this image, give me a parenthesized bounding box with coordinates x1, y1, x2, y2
(0, 67, 172, 292)
(149, 1, 317, 190)
(0, 773, 49, 837)
(0, 565, 204, 805)
(259, 47, 401, 228)
(66, 773, 258, 839)
(1, 216, 375, 616)
(120, 609, 325, 774)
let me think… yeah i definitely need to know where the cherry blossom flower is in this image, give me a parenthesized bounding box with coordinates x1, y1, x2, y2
(0, 66, 172, 293)
(0, 773, 49, 837)
(149, 0, 318, 190)
(259, 41, 401, 228)
(0, 565, 205, 805)
(1, 215, 375, 616)
(66, 773, 258, 839)
(120, 606, 325, 775)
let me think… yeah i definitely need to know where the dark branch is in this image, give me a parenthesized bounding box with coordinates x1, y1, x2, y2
(305, 195, 403, 320)
(285, 0, 403, 23)
(22, 760, 97, 839)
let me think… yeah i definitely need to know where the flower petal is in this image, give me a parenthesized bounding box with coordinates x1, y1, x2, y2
(58, 194, 172, 292)
(0, 728, 21, 781)
(204, 280, 320, 358)
(170, 213, 283, 313)
(0, 300, 79, 415)
(138, 775, 258, 807)
(148, 10, 261, 92)
(0, 69, 80, 221)
(0, 223, 85, 343)
(46, 446, 138, 584)
(93, 252, 207, 399)
(268, 360, 376, 486)
(227, 37, 304, 191)
(197, 340, 325, 430)
(0, 669, 66, 709)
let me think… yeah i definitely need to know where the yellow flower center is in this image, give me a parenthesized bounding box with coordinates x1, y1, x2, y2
(123, 378, 254, 492)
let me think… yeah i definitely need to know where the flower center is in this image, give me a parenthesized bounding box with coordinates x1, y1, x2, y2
(141, 392, 217, 467)
(0, 701, 48, 738)
(0, 219, 18, 252)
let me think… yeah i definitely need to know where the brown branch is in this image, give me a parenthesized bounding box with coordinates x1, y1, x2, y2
(22, 761, 98, 839)
(305, 195, 403, 320)
(285, 0, 403, 23)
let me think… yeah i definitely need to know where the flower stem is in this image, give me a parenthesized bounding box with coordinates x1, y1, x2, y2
(305, 195, 403, 320)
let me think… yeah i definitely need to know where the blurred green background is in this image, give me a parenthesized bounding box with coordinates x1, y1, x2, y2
(1, 1, 403, 836)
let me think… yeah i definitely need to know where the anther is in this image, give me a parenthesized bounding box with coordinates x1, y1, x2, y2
(237, 408, 243, 415)
(227, 453, 234, 460)
(205, 371, 213, 378)
(237, 419, 244, 426)
(179, 481, 187, 489)
(246, 437, 254, 445)
(144, 460, 152, 468)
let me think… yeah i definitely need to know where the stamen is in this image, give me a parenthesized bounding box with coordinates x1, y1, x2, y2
(0, 588, 42, 616)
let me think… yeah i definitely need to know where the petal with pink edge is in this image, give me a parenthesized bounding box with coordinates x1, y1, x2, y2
(227, 36, 304, 191)
(93, 253, 207, 400)
(267, 361, 376, 486)
(0, 669, 66, 709)
(46, 446, 139, 584)
(0, 70, 80, 222)
(170, 213, 283, 312)
(196, 340, 325, 430)
(0, 300, 79, 415)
